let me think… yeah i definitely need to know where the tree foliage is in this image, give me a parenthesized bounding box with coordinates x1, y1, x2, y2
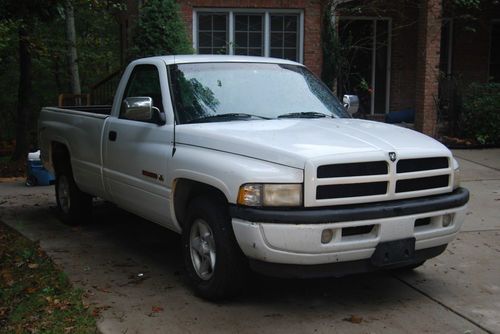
(0, 0, 122, 159)
(130, 0, 192, 58)
(461, 83, 500, 145)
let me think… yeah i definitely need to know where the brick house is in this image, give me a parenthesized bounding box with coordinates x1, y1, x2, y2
(117, 0, 500, 136)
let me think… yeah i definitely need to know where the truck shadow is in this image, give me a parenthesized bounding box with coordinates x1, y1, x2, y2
(82, 201, 428, 307)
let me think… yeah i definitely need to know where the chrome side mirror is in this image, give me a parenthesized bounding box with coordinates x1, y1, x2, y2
(343, 95, 360, 116)
(122, 97, 153, 121)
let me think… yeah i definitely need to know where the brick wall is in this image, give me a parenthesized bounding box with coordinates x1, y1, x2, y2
(414, 0, 442, 136)
(177, 0, 324, 76)
(389, 5, 419, 112)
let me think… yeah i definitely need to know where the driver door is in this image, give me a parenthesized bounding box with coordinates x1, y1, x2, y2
(103, 64, 175, 227)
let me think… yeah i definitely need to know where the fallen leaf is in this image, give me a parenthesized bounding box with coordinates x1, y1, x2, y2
(25, 287, 37, 294)
(0, 307, 8, 317)
(152, 306, 164, 313)
(343, 315, 363, 324)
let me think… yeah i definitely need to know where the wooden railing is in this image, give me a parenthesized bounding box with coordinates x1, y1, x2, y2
(90, 68, 123, 105)
(58, 93, 91, 107)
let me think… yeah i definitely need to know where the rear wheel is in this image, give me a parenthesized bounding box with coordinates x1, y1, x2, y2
(55, 166, 92, 225)
(182, 195, 247, 300)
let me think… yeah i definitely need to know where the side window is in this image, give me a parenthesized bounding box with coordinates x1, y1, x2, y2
(120, 65, 164, 120)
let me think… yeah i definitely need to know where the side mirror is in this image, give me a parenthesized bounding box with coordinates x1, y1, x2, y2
(122, 97, 153, 121)
(343, 95, 360, 116)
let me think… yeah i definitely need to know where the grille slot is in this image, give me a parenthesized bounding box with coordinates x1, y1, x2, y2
(342, 225, 375, 237)
(317, 161, 388, 178)
(397, 157, 449, 173)
(415, 217, 431, 227)
(316, 182, 387, 199)
(396, 175, 449, 193)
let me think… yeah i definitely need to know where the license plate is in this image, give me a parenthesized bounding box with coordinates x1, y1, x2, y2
(371, 238, 416, 267)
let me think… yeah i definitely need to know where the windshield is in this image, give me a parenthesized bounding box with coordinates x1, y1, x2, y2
(169, 62, 349, 124)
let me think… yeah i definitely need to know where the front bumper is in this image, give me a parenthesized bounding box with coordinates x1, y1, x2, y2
(230, 188, 469, 272)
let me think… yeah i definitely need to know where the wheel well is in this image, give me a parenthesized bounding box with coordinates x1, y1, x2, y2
(51, 142, 70, 173)
(173, 179, 228, 229)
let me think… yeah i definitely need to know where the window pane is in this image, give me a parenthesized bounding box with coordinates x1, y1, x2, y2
(121, 65, 164, 119)
(235, 15, 248, 31)
(198, 32, 211, 47)
(271, 15, 283, 31)
(270, 48, 282, 58)
(198, 14, 212, 30)
(284, 16, 298, 32)
(198, 48, 212, 54)
(284, 32, 297, 47)
(235, 32, 247, 48)
(197, 13, 228, 55)
(249, 15, 262, 31)
(283, 49, 297, 61)
(213, 32, 227, 47)
(374, 20, 389, 114)
(212, 14, 227, 31)
(249, 32, 262, 48)
(490, 23, 500, 82)
(233, 14, 263, 56)
(270, 15, 299, 61)
(271, 32, 283, 47)
(235, 48, 247, 55)
(248, 48, 262, 56)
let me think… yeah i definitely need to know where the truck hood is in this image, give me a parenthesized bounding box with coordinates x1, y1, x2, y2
(175, 118, 450, 169)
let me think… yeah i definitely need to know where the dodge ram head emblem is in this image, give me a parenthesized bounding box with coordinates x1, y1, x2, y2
(389, 152, 397, 162)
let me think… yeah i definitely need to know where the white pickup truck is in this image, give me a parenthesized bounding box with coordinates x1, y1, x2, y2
(39, 55, 469, 300)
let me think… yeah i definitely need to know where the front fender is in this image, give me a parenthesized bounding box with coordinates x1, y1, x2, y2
(170, 144, 304, 204)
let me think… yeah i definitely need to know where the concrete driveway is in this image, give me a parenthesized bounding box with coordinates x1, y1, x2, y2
(1, 149, 499, 334)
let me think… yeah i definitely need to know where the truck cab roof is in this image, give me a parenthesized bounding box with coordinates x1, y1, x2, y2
(131, 54, 304, 66)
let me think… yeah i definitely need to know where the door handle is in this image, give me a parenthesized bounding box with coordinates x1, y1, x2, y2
(108, 131, 117, 141)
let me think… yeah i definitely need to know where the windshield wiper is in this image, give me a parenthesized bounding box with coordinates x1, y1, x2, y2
(277, 111, 331, 119)
(187, 113, 270, 124)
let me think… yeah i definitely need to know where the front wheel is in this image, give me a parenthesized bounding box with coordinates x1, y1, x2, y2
(182, 195, 247, 300)
(55, 167, 92, 225)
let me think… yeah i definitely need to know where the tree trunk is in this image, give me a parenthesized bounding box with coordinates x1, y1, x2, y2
(11, 25, 33, 161)
(65, 0, 81, 98)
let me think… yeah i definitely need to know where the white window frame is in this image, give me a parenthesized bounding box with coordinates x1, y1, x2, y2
(337, 16, 392, 115)
(193, 8, 304, 63)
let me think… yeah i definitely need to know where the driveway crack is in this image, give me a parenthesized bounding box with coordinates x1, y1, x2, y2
(392, 274, 494, 334)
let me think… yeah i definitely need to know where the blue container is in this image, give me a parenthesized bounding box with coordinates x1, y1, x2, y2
(26, 151, 55, 186)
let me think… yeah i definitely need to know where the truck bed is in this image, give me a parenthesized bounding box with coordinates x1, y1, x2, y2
(39, 105, 111, 199)
(48, 105, 112, 116)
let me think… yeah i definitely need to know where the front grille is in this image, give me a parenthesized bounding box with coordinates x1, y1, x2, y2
(397, 157, 448, 173)
(309, 155, 453, 205)
(316, 182, 387, 199)
(396, 175, 449, 193)
(317, 161, 388, 178)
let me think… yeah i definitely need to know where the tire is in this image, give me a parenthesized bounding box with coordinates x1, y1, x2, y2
(182, 195, 248, 300)
(55, 165, 92, 225)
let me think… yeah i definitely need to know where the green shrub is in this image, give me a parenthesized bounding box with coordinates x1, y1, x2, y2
(461, 82, 500, 145)
(130, 0, 193, 58)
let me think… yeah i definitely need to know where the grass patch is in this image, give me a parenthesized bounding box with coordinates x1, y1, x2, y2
(0, 222, 98, 333)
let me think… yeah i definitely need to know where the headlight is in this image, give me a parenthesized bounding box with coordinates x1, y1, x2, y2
(237, 184, 303, 207)
(452, 158, 461, 190)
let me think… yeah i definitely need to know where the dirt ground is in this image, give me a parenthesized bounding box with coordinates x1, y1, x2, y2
(0, 149, 499, 334)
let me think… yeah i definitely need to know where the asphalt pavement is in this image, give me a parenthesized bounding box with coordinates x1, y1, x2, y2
(0, 149, 499, 334)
